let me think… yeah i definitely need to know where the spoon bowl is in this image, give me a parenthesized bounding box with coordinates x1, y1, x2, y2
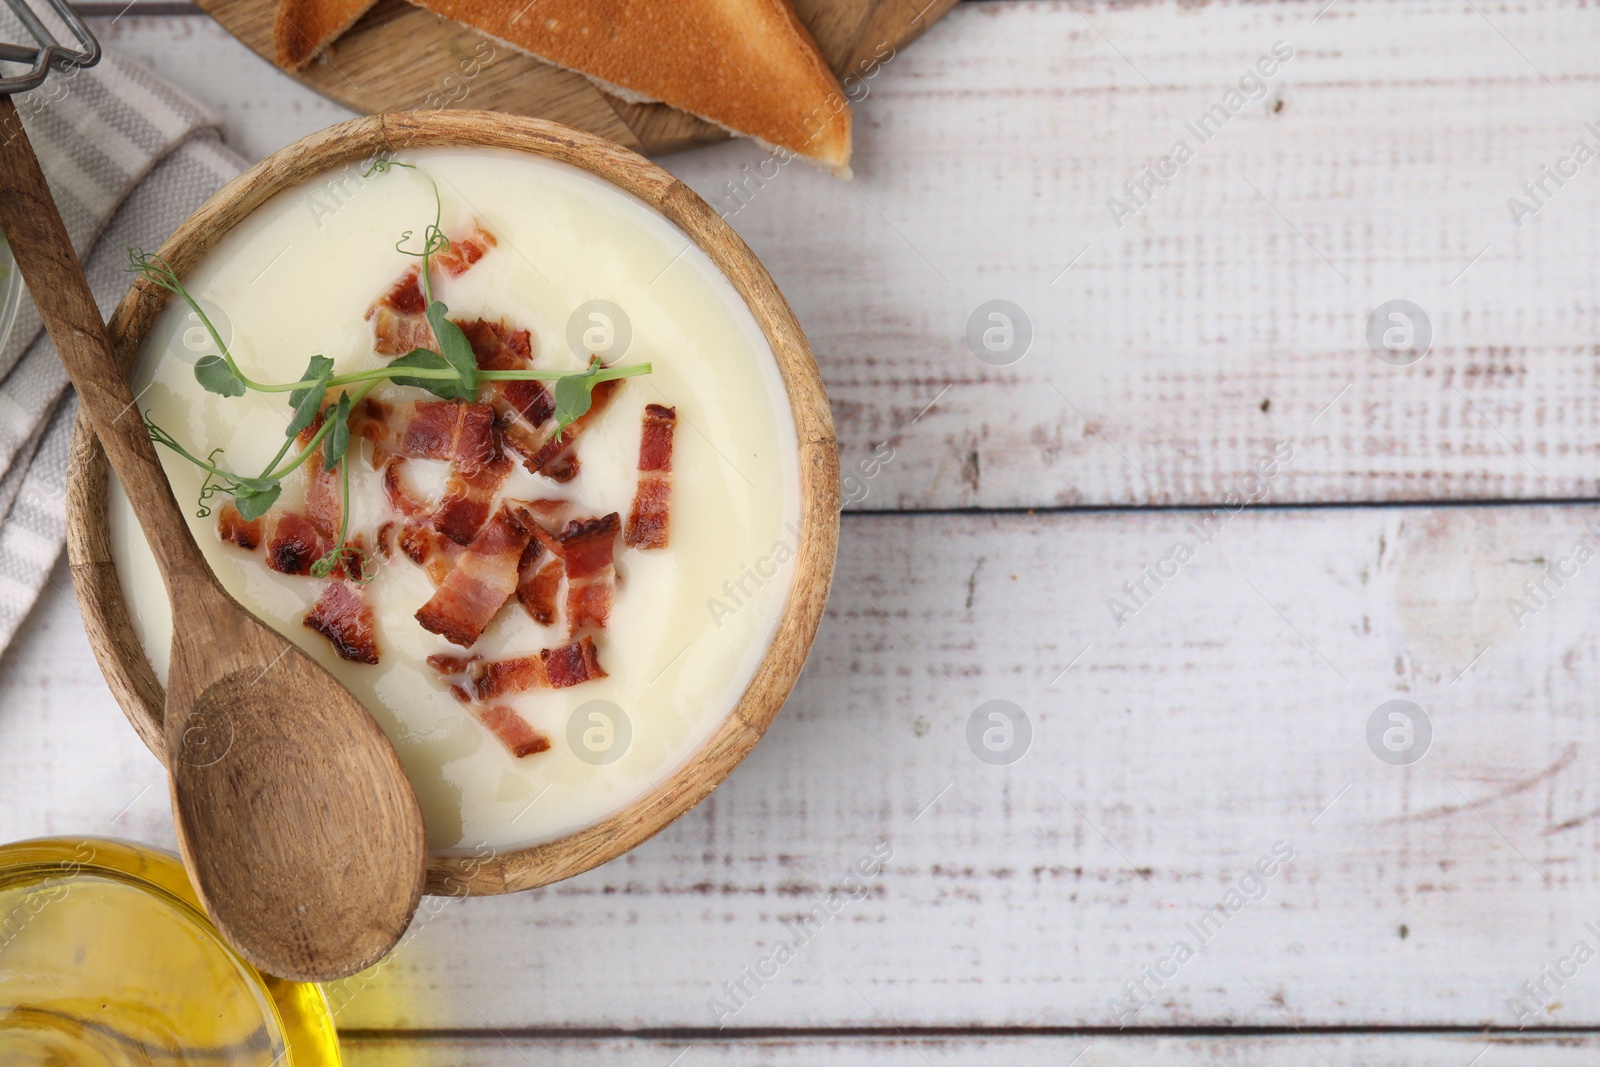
(166, 591, 427, 982)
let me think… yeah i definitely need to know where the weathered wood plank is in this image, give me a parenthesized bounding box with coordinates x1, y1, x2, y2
(662, 0, 1600, 509)
(89, 0, 1600, 510)
(339, 1032, 1600, 1067)
(22, 0, 1600, 1038)
(10, 501, 1600, 1028)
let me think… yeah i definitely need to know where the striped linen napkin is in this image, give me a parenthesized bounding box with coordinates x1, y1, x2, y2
(0, 20, 245, 648)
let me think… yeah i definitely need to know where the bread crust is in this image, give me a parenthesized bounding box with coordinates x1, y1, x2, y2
(401, 0, 852, 169)
(274, 0, 381, 70)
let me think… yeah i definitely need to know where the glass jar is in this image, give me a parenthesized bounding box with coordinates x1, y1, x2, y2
(0, 837, 341, 1066)
(0, 232, 20, 352)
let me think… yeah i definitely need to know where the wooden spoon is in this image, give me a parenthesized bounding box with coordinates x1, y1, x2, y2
(0, 96, 427, 982)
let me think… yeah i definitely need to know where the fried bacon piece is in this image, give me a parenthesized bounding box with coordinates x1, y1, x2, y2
(473, 706, 551, 758)
(470, 656, 551, 700)
(427, 636, 606, 701)
(265, 513, 331, 576)
(426, 655, 556, 758)
(366, 223, 496, 353)
(511, 506, 619, 633)
(375, 521, 396, 560)
(426, 652, 476, 678)
(410, 401, 498, 472)
(358, 397, 509, 546)
(515, 540, 563, 626)
(304, 580, 380, 664)
(218, 492, 378, 662)
(633, 403, 677, 471)
(220, 502, 371, 582)
(365, 266, 433, 355)
(458, 318, 554, 460)
(542, 636, 608, 688)
(398, 521, 461, 585)
(557, 513, 620, 635)
(434, 222, 498, 277)
(522, 378, 621, 482)
(355, 398, 498, 472)
(425, 638, 605, 760)
(217, 502, 263, 550)
(380, 267, 428, 315)
(381, 457, 431, 518)
(298, 410, 342, 540)
(434, 453, 513, 546)
(457, 317, 530, 364)
(414, 506, 531, 647)
(625, 403, 676, 549)
(263, 519, 368, 583)
(214, 411, 347, 578)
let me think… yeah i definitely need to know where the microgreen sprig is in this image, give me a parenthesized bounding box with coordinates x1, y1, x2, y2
(144, 417, 284, 519)
(134, 158, 649, 578)
(127, 249, 646, 428)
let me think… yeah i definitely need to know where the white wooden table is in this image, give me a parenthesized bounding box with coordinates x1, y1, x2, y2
(8, 0, 1600, 1061)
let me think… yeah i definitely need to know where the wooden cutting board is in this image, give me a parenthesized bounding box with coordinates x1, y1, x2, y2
(192, 0, 960, 155)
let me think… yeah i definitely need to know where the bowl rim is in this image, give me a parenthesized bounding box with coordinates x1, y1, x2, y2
(64, 110, 841, 896)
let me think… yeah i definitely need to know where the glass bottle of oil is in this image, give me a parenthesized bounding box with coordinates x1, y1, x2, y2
(0, 837, 341, 1066)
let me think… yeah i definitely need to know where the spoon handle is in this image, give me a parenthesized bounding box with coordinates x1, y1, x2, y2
(0, 96, 212, 592)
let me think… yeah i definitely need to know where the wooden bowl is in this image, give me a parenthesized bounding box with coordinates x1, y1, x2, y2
(65, 111, 841, 897)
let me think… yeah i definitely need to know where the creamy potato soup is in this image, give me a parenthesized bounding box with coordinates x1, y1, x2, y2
(109, 148, 800, 851)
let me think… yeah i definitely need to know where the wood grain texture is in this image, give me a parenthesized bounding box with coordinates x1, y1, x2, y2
(65, 112, 841, 897)
(194, 0, 956, 155)
(19, 0, 1600, 1039)
(110, 0, 1600, 511)
(24, 503, 1600, 1027)
(337, 1032, 1600, 1067)
(299, 504, 1600, 1029)
(158, 592, 430, 982)
(661, 0, 1600, 510)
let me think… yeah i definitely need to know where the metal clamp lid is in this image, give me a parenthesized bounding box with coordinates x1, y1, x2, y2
(0, 0, 101, 96)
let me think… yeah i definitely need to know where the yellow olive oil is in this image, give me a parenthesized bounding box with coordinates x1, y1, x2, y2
(0, 838, 340, 1066)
